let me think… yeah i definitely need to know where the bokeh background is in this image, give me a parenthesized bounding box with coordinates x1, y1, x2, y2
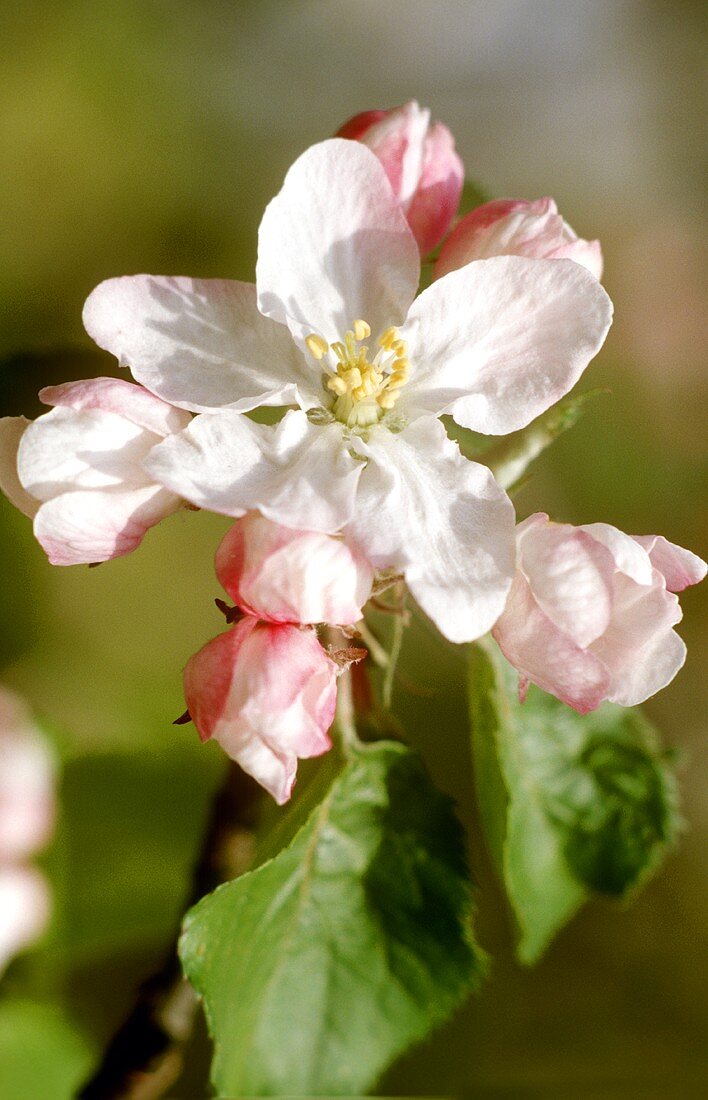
(0, 1, 706, 1096)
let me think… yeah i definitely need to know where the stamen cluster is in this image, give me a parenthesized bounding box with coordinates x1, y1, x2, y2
(305, 320, 410, 428)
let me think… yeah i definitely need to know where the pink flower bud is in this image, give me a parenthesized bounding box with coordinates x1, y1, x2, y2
(492, 514, 706, 714)
(0, 377, 192, 565)
(183, 618, 337, 804)
(0, 688, 56, 863)
(215, 513, 373, 626)
(0, 866, 51, 976)
(337, 100, 464, 255)
(435, 197, 603, 280)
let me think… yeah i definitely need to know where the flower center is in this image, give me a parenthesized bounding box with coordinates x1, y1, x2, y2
(305, 320, 410, 428)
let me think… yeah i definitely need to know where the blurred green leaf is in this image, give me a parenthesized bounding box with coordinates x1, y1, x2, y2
(468, 640, 681, 964)
(450, 389, 604, 493)
(180, 741, 483, 1097)
(489, 389, 608, 492)
(39, 744, 224, 976)
(0, 999, 94, 1100)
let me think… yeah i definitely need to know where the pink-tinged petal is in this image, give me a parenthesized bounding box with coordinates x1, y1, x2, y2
(435, 198, 559, 277)
(0, 688, 56, 862)
(215, 514, 373, 625)
(335, 109, 388, 141)
(631, 534, 707, 592)
(589, 572, 685, 706)
(256, 139, 420, 349)
(347, 417, 515, 643)
(492, 573, 611, 715)
(0, 417, 39, 518)
(549, 238, 603, 280)
(33, 484, 181, 565)
(0, 866, 51, 975)
(435, 197, 602, 280)
(83, 276, 316, 413)
(183, 620, 336, 804)
(517, 518, 615, 647)
(40, 377, 191, 437)
(405, 121, 464, 254)
(145, 409, 362, 533)
(17, 407, 160, 500)
(353, 101, 431, 208)
(400, 255, 613, 431)
(577, 522, 654, 585)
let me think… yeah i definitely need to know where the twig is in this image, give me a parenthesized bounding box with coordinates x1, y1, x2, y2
(77, 764, 261, 1099)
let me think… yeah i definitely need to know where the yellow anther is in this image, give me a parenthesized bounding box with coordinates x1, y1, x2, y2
(353, 319, 371, 340)
(347, 366, 363, 389)
(378, 326, 398, 349)
(391, 339, 407, 354)
(327, 375, 348, 396)
(331, 341, 347, 361)
(393, 357, 410, 374)
(305, 334, 329, 360)
(386, 374, 407, 390)
(377, 392, 397, 409)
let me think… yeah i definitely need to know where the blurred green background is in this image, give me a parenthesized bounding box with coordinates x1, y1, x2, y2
(0, 1, 706, 1096)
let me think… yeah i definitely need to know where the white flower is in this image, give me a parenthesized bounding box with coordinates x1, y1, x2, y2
(0, 378, 191, 565)
(215, 513, 373, 627)
(492, 514, 707, 712)
(183, 619, 337, 804)
(83, 140, 613, 642)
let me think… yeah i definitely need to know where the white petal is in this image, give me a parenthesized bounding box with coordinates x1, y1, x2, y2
(33, 485, 181, 565)
(517, 519, 615, 647)
(346, 417, 515, 643)
(256, 139, 420, 349)
(0, 866, 51, 974)
(590, 572, 685, 706)
(83, 276, 318, 413)
(39, 376, 191, 436)
(578, 523, 654, 585)
(144, 409, 362, 533)
(401, 256, 613, 431)
(0, 417, 39, 518)
(17, 407, 158, 499)
(492, 573, 611, 714)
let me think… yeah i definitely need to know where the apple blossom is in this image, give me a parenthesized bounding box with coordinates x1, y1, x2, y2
(435, 197, 603, 281)
(0, 687, 55, 976)
(83, 140, 613, 643)
(336, 100, 464, 255)
(492, 513, 706, 714)
(0, 688, 56, 863)
(215, 513, 373, 626)
(0, 377, 191, 565)
(183, 618, 337, 804)
(0, 866, 51, 977)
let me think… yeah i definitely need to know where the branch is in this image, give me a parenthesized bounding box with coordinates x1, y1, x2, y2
(78, 764, 261, 1099)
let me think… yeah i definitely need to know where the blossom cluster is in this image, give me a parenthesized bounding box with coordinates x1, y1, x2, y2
(0, 101, 704, 803)
(183, 514, 371, 802)
(0, 688, 55, 975)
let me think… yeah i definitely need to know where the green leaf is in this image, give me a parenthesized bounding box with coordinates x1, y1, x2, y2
(449, 389, 605, 492)
(180, 742, 483, 1097)
(468, 640, 680, 964)
(0, 1000, 94, 1100)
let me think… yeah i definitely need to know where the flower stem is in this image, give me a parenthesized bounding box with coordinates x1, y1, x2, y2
(357, 621, 390, 668)
(382, 584, 406, 711)
(334, 664, 361, 757)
